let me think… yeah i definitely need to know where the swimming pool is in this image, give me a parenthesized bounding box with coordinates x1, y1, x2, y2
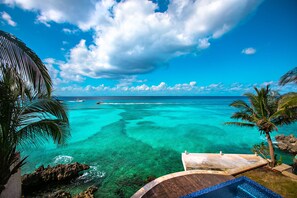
(181, 176, 282, 198)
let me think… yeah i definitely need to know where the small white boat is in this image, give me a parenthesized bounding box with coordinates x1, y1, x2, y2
(76, 99, 85, 102)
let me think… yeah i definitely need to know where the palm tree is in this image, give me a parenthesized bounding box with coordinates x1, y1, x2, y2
(0, 31, 69, 193)
(279, 67, 297, 86)
(226, 86, 297, 167)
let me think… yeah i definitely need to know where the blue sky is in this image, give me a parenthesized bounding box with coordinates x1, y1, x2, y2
(1, 0, 296, 96)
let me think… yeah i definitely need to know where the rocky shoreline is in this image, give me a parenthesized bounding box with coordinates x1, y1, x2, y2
(22, 162, 98, 197)
(275, 134, 297, 154)
(49, 185, 98, 198)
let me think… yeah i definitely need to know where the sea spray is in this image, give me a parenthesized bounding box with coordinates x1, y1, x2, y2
(75, 166, 106, 184)
(53, 155, 74, 164)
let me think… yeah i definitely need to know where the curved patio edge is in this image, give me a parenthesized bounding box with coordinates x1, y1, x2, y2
(131, 170, 229, 198)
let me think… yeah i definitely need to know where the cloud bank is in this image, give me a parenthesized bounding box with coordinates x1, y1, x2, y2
(54, 80, 297, 96)
(3, 0, 262, 80)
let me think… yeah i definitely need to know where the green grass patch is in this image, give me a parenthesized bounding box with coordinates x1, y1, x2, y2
(236, 167, 297, 198)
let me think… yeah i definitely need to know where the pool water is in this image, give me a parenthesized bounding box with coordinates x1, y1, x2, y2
(182, 176, 282, 198)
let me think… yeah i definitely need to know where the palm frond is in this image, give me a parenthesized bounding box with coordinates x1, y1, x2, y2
(270, 108, 297, 125)
(229, 100, 253, 112)
(17, 98, 69, 146)
(0, 64, 31, 100)
(225, 122, 255, 127)
(0, 30, 52, 96)
(244, 93, 259, 110)
(231, 112, 253, 122)
(279, 67, 297, 86)
(17, 119, 69, 146)
(256, 119, 278, 132)
(278, 92, 297, 110)
(20, 98, 69, 123)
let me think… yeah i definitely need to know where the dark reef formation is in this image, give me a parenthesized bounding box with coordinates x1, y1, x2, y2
(73, 185, 98, 198)
(22, 162, 90, 195)
(49, 186, 98, 198)
(275, 134, 297, 154)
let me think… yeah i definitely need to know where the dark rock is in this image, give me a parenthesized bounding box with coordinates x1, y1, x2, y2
(73, 185, 98, 198)
(22, 162, 89, 195)
(50, 190, 72, 198)
(291, 145, 297, 153)
(275, 134, 297, 154)
(289, 137, 296, 143)
(24, 185, 98, 198)
(36, 165, 45, 172)
(278, 142, 288, 150)
(276, 134, 285, 141)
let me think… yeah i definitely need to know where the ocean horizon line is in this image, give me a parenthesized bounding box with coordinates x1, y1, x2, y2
(55, 95, 245, 98)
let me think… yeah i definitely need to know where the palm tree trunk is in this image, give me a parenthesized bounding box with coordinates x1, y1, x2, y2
(265, 132, 275, 167)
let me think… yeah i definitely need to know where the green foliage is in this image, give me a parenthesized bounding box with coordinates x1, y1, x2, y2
(0, 30, 52, 96)
(276, 155, 283, 166)
(251, 142, 269, 160)
(226, 85, 297, 167)
(0, 31, 69, 193)
(237, 167, 297, 198)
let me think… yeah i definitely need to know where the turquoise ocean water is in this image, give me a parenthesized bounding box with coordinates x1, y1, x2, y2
(20, 96, 296, 197)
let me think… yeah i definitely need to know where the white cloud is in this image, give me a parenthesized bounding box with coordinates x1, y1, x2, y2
(151, 82, 167, 91)
(1, 11, 17, 26)
(62, 28, 79, 34)
(229, 82, 244, 91)
(116, 76, 147, 87)
(2, 0, 97, 28)
(3, 0, 262, 79)
(241, 47, 256, 55)
(43, 58, 83, 86)
(198, 38, 211, 49)
(190, 81, 197, 86)
(44, 58, 64, 86)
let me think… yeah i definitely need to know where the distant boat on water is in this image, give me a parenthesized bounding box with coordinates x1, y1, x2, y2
(76, 99, 85, 102)
(96, 101, 103, 104)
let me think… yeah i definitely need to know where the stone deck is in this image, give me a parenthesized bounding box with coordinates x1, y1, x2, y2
(182, 152, 268, 175)
(273, 164, 297, 180)
(272, 163, 292, 172)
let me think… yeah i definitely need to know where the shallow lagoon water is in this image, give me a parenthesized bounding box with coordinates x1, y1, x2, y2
(20, 96, 296, 197)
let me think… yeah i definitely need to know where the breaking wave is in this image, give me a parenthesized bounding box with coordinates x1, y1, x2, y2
(53, 155, 74, 164)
